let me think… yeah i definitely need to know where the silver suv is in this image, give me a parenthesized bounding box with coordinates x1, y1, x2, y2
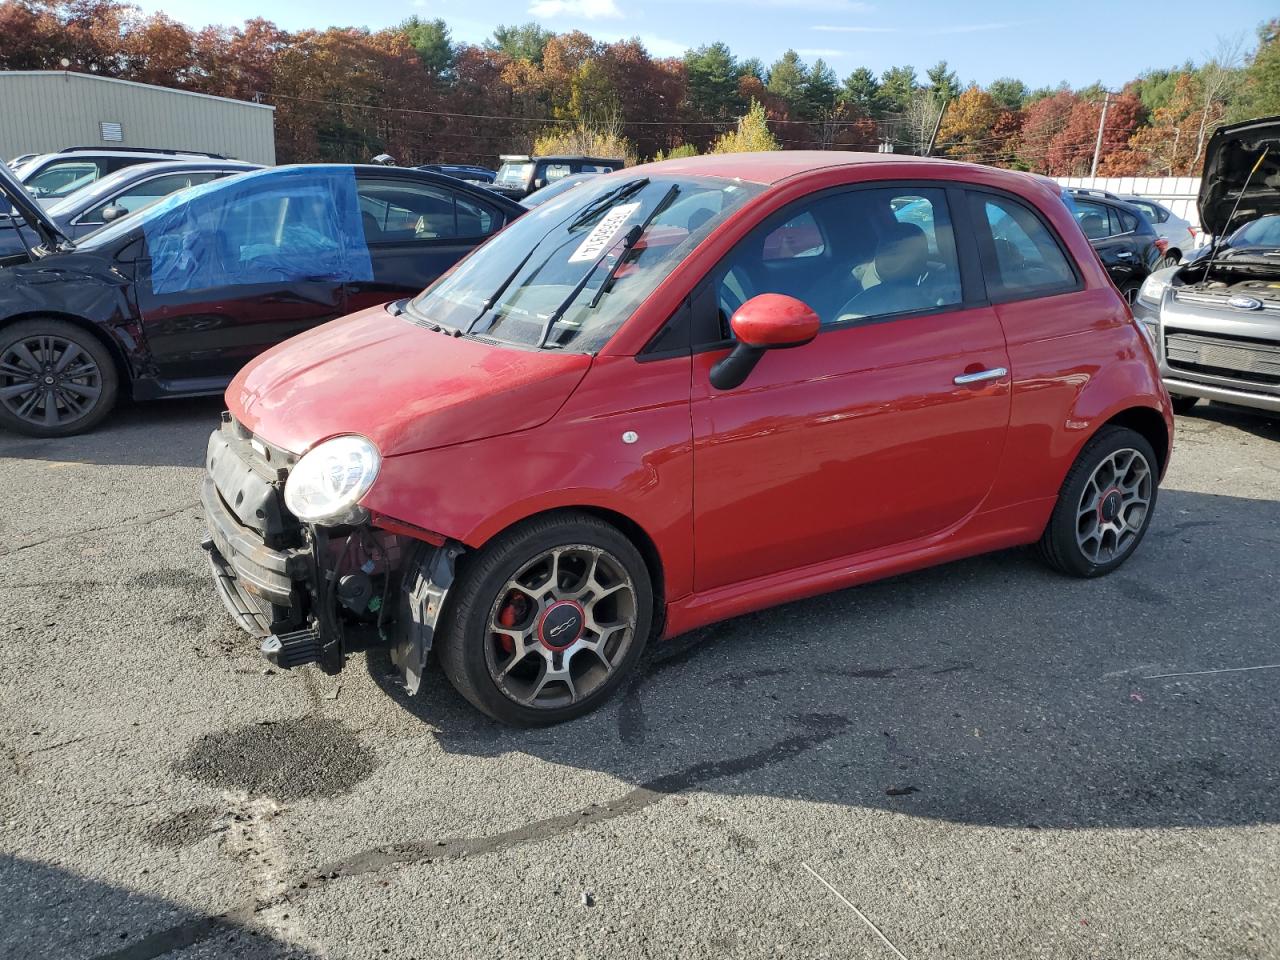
(14, 146, 229, 201)
(1132, 116, 1280, 417)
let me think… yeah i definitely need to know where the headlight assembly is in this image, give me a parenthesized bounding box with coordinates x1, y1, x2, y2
(284, 435, 381, 525)
(1137, 274, 1168, 307)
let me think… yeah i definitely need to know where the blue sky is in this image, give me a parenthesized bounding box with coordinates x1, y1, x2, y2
(134, 0, 1275, 89)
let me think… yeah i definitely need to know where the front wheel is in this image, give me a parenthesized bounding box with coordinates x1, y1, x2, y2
(1037, 426, 1159, 578)
(435, 512, 653, 725)
(0, 319, 119, 437)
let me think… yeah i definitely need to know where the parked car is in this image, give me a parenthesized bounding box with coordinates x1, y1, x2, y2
(200, 152, 1173, 725)
(1132, 116, 1280, 418)
(416, 164, 496, 185)
(1068, 187, 1198, 268)
(490, 154, 623, 200)
(7, 153, 37, 169)
(0, 159, 261, 266)
(14, 146, 231, 202)
(0, 163, 525, 436)
(520, 171, 601, 208)
(1066, 193, 1165, 302)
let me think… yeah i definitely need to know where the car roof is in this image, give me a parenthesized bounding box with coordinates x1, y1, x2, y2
(633, 150, 1036, 187)
(273, 164, 528, 215)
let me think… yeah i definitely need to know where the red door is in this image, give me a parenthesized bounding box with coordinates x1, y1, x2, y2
(688, 184, 1012, 593)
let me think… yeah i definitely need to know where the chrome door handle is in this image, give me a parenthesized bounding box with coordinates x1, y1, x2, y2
(1116, 250, 1134, 259)
(953, 367, 1008, 385)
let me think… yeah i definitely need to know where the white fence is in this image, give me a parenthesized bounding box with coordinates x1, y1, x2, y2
(1054, 176, 1203, 233)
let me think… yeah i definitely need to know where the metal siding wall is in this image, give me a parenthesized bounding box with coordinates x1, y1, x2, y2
(0, 73, 275, 164)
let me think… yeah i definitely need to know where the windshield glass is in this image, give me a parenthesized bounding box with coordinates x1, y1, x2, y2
(1224, 214, 1280, 251)
(495, 162, 533, 186)
(407, 174, 761, 352)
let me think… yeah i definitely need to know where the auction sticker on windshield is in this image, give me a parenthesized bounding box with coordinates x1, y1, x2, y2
(569, 202, 641, 263)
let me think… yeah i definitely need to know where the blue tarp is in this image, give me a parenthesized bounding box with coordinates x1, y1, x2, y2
(143, 166, 374, 295)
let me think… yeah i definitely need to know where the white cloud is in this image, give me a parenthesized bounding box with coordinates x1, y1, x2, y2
(528, 0, 623, 19)
(797, 48, 848, 58)
(637, 33, 689, 57)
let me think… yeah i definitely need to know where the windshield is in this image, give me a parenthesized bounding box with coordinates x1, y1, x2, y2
(1223, 214, 1280, 251)
(407, 174, 761, 352)
(523, 174, 597, 208)
(495, 162, 533, 186)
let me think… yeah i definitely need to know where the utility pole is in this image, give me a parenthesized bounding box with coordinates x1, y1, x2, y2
(925, 98, 950, 157)
(1090, 92, 1113, 177)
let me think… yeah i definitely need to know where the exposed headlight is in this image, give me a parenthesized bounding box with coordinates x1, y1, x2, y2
(1137, 274, 1168, 307)
(284, 435, 381, 525)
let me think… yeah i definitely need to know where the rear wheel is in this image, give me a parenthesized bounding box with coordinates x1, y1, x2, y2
(1119, 281, 1141, 306)
(1170, 394, 1199, 416)
(0, 319, 118, 437)
(1157, 253, 1180, 269)
(1037, 426, 1159, 578)
(435, 512, 653, 725)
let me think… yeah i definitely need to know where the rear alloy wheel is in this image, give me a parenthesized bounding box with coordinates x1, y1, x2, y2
(1119, 281, 1141, 306)
(1037, 426, 1159, 578)
(0, 319, 118, 437)
(436, 513, 652, 725)
(1157, 254, 1180, 270)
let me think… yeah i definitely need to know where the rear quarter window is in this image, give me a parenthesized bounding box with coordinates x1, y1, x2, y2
(970, 192, 1079, 302)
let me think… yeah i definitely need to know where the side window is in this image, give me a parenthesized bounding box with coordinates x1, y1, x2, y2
(1115, 208, 1139, 234)
(358, 180, 497, 241)
(543, 163, 572, 183)
(712, 186, 963, 338)
(83, 172, 219, 224)
(971, 193, 1078, 300)
(1074, 199, 1112, 240)
(25, 161, 104, 199)
(762, 212, 825, 261)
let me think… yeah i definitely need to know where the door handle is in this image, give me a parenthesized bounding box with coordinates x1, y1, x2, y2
(953, 367, 1008, 385)
(1115, 250, 1134, 259)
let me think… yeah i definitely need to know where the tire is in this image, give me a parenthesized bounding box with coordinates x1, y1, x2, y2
(0, 318, 119, 437)
(1170, 394, 1199, 416)
(1037, 425, 1159, 579)
(1119, 281, 1141, 306)
(435, 511, 653, 725)
(1157, 254, 1180, 270)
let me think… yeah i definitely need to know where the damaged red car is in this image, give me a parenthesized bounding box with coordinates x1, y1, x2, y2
(202, 152, 1174, 725)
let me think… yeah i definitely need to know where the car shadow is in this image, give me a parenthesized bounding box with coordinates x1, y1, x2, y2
(0, 854, 316, 960)
(0, 396, 223, 468)
(368, 486, 1280, 832)
(1184, 401, 1280, 442)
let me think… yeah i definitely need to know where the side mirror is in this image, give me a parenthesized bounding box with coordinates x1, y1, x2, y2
(100, 204, 126, 222)
(533, 178, 546, 189)
(710, 294, 820, 390)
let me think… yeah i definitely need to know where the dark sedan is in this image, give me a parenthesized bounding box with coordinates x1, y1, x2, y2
(0, 163, 525, 436)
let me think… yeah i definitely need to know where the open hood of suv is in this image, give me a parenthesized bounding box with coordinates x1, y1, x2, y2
(1199, 116, 1280, 237)
(0, 159, 71, 254)
(229, 304, 593, 458)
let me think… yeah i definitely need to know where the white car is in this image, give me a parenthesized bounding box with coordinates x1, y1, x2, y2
(1117, 195, 1199, 267)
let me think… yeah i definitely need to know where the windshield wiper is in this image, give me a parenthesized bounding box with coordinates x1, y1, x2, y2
(567, 178, 649, 230)
(586, 184, 679, 309)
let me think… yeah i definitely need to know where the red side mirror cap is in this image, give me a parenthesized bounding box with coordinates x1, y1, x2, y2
(730, 293, 821, 349)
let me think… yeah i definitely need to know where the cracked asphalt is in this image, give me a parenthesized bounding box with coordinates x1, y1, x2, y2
(1, 396, 1279, 960)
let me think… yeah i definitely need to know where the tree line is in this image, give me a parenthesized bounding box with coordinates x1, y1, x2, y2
(2, 0, 1278, 175)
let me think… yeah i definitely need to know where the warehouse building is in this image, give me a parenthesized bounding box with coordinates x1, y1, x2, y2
(0, 71, 275, 164)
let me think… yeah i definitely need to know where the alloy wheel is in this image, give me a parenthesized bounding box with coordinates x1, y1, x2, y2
(484, 544, 638, 710)
(1075, 447, 1153, 564)
(0, 334, 103, 428)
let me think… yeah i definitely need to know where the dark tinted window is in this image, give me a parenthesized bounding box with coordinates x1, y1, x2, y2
(1074, 198, 1112, 240)
(972, 193, 1077, 300)
(714, 186, 962, 335)
(1116, 207, 1140, 234)
(357, 179, 498, 241)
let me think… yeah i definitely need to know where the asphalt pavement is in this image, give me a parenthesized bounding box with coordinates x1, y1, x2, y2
(1, 396, 1278, 959)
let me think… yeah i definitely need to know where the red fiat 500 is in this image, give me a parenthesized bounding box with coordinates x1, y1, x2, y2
(202, 152, 1173, 725)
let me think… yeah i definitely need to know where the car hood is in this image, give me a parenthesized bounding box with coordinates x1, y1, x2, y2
(229, 304, 593, 458)
(1199, 116, 1280, 237)
(0, 158, 71, 252)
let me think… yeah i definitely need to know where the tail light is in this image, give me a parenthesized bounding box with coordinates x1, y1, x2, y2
(1154, 238, 1169, 255)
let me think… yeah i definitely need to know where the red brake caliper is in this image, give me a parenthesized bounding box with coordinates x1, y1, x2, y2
(496, 592, 528, 655)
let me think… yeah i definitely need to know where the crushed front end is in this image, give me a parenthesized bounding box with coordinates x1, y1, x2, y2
(199, 413, 453, 681)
